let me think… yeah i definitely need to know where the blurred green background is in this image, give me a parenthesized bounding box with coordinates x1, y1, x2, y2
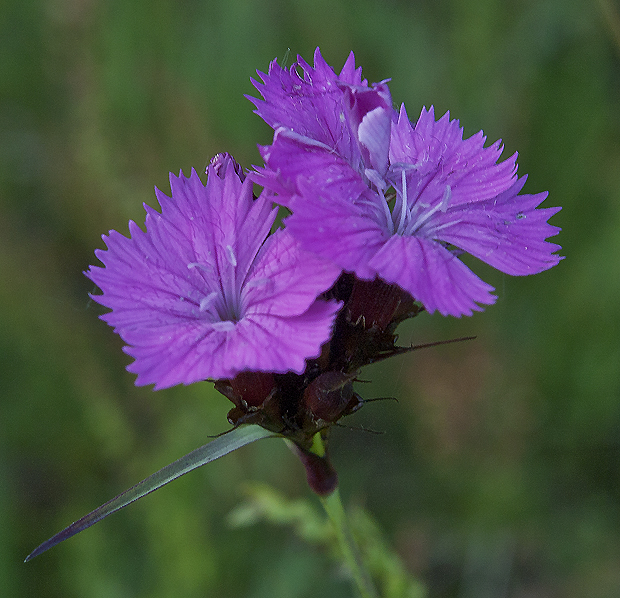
(2, 0, 619, 596)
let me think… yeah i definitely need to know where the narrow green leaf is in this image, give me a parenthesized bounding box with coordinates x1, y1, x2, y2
(25, 425, 276, 562)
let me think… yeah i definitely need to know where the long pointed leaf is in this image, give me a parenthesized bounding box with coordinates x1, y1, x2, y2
(25, 425, 276, 562)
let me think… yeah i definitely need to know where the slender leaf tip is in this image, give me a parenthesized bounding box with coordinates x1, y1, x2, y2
(24, 425, 276, 562)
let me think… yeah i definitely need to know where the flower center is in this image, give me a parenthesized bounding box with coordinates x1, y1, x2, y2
(188, 245, 244, 327)
(381, 165, 457, 238)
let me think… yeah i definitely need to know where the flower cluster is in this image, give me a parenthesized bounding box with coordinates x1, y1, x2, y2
(87, 48, 562, 493)
(250, 49, 562, 316)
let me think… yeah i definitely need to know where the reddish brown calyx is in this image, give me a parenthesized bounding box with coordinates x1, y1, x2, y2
(215, 371, 276, 409)
(346, 276, 420, 332)
(302, 371, 362, 426)
(215, 372, 289, 435)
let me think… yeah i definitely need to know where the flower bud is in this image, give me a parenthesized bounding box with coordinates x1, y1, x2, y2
(290, 444, 338, 496)
(216, 371, 276, 409)
(302, 371, 361, 423)
(346, 277, 417, 331)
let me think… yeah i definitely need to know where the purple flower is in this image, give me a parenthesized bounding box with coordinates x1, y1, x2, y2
(249, 47, 393, 193)
(250, 50, 562, 316)
(86, 154, 342, 389)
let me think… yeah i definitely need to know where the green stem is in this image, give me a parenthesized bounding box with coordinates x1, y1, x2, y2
(321, 489, 378, 598)
(311, 435, 378, 598)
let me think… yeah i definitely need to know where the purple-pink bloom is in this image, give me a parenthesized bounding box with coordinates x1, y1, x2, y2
(251, 49, 562, 316)
(86, 154, 342, 389)
(249, 47, 393, 192)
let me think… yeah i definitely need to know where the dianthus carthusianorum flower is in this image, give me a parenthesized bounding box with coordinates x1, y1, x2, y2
(251, 50, 562, 317)
(86, 154, 342, 389)
(249, 47, 392, 179)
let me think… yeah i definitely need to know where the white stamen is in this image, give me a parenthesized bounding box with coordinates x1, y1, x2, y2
(226, 245, 237, 267)
(244, 277, 270, 291)
(396, 169, 408, 234)
(274, 126, 332, 151)
(374, 186, 394, 235)
(188, 262, 210, 271)
(439, 185, 451, 211)
(405, 184, 453, 236)
(431, 219, 463, 234)
(199, 292, 218, 312)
